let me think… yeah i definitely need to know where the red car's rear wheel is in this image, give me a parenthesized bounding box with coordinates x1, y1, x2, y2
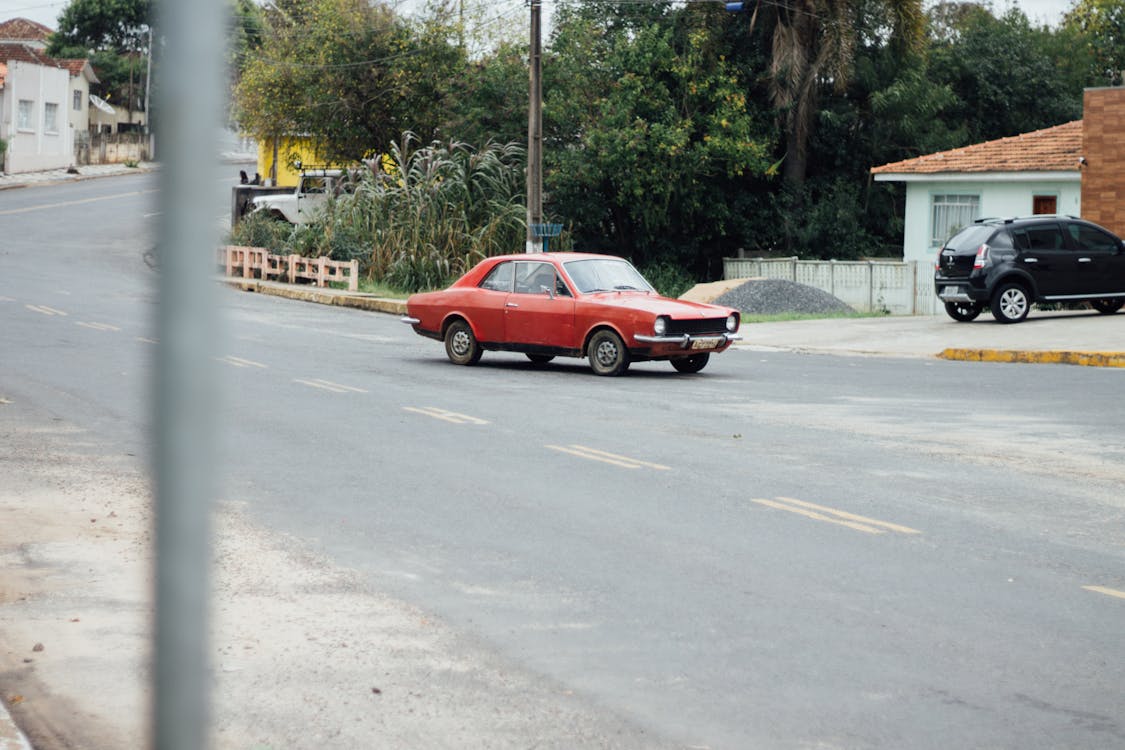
(444, 320, 482, 365)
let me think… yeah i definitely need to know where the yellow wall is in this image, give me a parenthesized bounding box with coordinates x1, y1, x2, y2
(256, 137, 334, 187)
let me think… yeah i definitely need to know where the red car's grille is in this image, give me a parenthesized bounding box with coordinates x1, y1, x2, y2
(666, 318, 730, 336)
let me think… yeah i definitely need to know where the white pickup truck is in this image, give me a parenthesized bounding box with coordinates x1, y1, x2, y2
(247, 169, 358, 224)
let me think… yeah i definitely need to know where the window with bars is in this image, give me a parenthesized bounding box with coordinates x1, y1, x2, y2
(17, 99, 34, 130)
(931, 194, 980, 246)
(44, 102, 59, 133)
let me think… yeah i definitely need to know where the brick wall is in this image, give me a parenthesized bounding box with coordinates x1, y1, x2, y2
(1082, 87, 1125, 237)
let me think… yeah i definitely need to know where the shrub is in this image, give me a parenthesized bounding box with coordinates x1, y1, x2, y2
(229, 212, 294, 252)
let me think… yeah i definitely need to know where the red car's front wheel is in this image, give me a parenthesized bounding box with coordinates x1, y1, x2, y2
(588, 330, 630, 376)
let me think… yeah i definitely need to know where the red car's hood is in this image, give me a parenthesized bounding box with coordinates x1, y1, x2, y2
(584, 292, 731, 319)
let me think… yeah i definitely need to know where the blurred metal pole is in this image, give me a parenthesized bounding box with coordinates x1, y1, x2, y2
(151, 0, 227, 746)
(525, 0, 543, 253)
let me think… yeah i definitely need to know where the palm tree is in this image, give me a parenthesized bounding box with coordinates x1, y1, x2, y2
(761, 0, 924, 186)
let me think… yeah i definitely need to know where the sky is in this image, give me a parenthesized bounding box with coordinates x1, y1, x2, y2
(0, 0, 1080, 37)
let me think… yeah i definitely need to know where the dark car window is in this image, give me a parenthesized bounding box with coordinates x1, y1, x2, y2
(479, 262, 514, 292)
(1016, 224, 1065, 251)
(1068, 223, 1121, 253)
(944, 225, 995, 252)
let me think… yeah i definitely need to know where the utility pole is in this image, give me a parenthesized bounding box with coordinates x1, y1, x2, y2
(525, 0, 543, 253)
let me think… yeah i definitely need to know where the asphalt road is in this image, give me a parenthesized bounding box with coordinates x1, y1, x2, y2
(2, 173, 1124, 749)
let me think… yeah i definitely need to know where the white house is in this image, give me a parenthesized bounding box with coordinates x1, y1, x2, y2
(870, 121, 1083, 266)
(0, 42, 73, 173)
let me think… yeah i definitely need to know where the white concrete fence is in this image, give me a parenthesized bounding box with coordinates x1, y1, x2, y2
(723, 257, 938, 315)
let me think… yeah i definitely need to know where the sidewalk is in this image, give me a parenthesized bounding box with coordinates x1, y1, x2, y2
(0, 161, 160, 190)
(224, 279, 1125, 368)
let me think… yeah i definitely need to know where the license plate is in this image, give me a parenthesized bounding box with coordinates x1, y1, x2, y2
(692, 337, 722, 350)
(940, 286, 960, 298)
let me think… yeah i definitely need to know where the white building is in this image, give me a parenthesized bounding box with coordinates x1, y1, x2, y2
(0, 43, 74, 173)
(871, 121, 1083, 267)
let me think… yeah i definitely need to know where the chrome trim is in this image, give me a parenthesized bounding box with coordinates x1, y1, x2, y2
(400, 316, 421, 325)
(1042, 292, 1125, 301)
(633, 332, 741, 348)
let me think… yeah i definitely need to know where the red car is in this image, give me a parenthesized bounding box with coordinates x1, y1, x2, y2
(401, 252, 741, 376)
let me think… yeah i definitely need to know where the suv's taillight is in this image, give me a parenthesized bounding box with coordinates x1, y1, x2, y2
(973, 243, 991, 269)
(935, 249, 943, 271)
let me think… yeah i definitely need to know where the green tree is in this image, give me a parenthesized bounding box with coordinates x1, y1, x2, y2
(927, 6, 1084, 143)
(234, 0, 465, 164)
(1064, 0, 1125, 84)
(544, 1, 776, 272)
(47, 0, 153, 122)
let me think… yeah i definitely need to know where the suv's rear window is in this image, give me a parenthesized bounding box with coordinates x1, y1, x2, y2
(943, 225, 995, 252)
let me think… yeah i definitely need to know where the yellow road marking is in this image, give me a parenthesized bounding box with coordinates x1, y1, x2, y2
(295, 378, 368, 394)
(76, 321, 121, 332)
(217, 355, 267, 369)
(136, 337, 159, 344)
(1083, 585, 1125, 600)
(774, 496, 921, 534)
(25, 304, 67, 316)
(545, 444, 670, 470)
(0, 398, 12, 405)
(752, 498, 885, 534)
(402, 406, 488, 425)
(0, 189, 157, 216)
(751, 496, 920, 535)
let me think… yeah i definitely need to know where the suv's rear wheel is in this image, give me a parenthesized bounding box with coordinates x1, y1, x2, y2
(1091, 298, 1124, 315)
(991, 282, 1031, 324)
(944, 301, 984, 322)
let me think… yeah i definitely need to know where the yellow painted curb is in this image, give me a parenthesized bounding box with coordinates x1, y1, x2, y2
(939, 348, 1125, 368)
(223, 279, 408, 315)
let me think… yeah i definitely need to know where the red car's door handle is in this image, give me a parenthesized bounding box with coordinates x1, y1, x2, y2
(505, 302, 519, 308)
(1078, 257, 1092, 263)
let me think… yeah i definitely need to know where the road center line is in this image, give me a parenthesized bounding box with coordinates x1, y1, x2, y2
(25, 304, 67, 316)
(544, 444, 669, 470)
(752, 498, 886, 534)
(295, 378, 368, 393)
(774, 496, 921, 534)
(77, 321, 122, 332)
(1082, 585, 1125, 600)
(402, 406, 489, 425)
(218, 355, 267, 368)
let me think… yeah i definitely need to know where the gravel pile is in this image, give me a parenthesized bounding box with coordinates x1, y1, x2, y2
(714, 278, 854, 316)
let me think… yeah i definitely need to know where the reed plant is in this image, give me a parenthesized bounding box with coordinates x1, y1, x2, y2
(326, 133, 527, 292)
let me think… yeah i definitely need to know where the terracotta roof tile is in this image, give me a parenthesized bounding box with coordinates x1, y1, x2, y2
(0, 42, 64, 69)
(0, 17, 53, 41)
(871, 120, 1083, 175)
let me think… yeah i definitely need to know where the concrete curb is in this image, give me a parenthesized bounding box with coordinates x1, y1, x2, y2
(222, 279, 408, 316)
(0, 702, 34, 750)
(939, 348, 1125, 368)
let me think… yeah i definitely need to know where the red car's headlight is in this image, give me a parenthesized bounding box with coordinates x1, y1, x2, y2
(726, 313, 739, 332)
(654, 316, 669, 336)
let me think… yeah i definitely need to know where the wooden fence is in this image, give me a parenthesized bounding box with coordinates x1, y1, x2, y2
(219, 246, 359, 291)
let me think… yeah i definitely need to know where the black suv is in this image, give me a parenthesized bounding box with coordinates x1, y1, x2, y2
(935, 216, 1125, 323)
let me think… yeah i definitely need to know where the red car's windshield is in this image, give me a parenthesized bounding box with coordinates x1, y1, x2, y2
(563, 258, 654, 294)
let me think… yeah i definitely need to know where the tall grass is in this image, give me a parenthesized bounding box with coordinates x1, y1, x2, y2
(336, 133, 527, 291)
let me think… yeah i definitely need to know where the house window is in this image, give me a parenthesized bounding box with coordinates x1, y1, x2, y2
(931, 194, 980, 246)
(73, 89, 83, 111)
(17, 99, 34, 131)
(44, 103, 59, 133)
